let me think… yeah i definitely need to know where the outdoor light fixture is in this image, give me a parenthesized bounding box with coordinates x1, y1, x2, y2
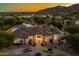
(53, 34, 58, 40)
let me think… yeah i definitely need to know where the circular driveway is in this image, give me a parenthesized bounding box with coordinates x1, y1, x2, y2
(8, 44, 71, 56)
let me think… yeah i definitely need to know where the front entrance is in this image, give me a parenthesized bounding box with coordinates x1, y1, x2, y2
(35, 34, 43, 45)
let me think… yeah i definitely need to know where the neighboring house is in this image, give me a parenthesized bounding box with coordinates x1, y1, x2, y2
(75, 20, 79, 25)
(22, 23, 33, 27)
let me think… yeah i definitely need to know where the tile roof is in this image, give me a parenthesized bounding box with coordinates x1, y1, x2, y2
(13, 25, 61, 39)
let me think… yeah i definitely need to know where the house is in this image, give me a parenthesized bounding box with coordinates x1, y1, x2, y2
(11, 24, 63, 44)
(75, 20, 79, 25)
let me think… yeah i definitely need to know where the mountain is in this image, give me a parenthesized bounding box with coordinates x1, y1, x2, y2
(38, 6, 66, 13)
(67, 4, 79, 11)
(37, 4, 79, 13)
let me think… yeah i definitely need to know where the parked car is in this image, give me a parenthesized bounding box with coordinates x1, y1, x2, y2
(23, 48, 32, 52)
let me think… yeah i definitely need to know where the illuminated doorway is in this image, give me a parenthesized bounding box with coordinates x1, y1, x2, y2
(35, 34, 43, 45)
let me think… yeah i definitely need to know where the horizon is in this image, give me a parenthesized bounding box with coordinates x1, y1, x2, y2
(0, 3, 75, 12)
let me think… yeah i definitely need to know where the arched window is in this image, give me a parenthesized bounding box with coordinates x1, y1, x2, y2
(37, 36, 41, 38)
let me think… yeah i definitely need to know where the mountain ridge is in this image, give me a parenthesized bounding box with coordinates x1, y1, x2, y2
(37, 3, 79, 13)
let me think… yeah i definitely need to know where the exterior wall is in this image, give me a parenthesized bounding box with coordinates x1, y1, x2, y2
(27, 34, 53, 44)
(53, 34, 61, 43)
(14, 34, 62, 44)
(26, 34, 44, 44)
(27, 35, 34, 43)
(44, 35, 53, 42)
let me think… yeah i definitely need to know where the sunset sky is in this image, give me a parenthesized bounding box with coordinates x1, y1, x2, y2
(0, 3, 75, 12)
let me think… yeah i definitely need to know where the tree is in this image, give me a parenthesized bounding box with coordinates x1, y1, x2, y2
(33, 16, 44, 25)
(51, 16, 63, 29)
(0, 16, 7, 26)
(8, 18, 17, 26)
(66, 33, 79, 53)
(65, 23, 79, 34)
(0, 16, 17, 30)
(0, 30, 15, 48)
(0, 16, 16, 26)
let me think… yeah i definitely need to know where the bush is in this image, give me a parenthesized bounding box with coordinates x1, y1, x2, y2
(0, 30, 15, 48)
(43, 48, 53, 53)
(65, 24, 79, 34)
(66, 33, 79, 53)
